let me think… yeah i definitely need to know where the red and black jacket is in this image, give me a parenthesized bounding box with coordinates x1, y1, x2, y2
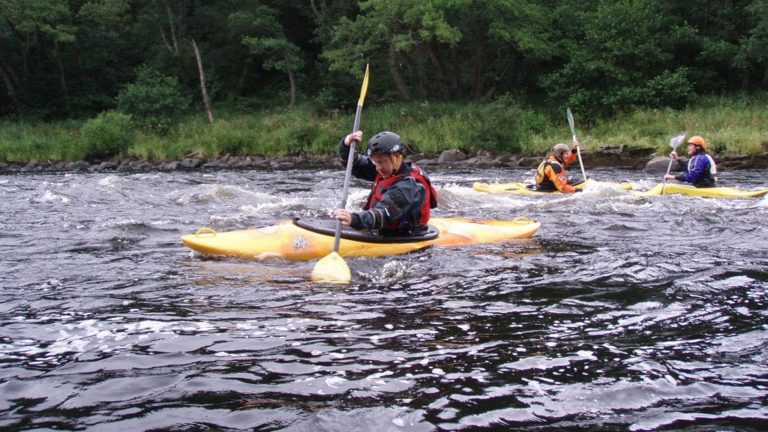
(339, 140, 438, 233)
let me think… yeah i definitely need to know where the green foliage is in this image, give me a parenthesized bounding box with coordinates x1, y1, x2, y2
(116, 67, 191, 133)
(462, 98, 549, 154)
(3, 95, 768, 165)
(0, 119, 81, 161)
(79, 111, 134, 160)
(542, 0, 695, 119)
(2, 0, 768, 120)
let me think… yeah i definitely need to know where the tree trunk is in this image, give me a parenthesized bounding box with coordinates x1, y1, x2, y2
(424, 42, 451, 99)
(236, 62, 249, 96)
(53, 39, 69, 99)
(0, 58, 22, 92)
(162, 2, 179, 55)
(473, 35, 485, 98)
(403, 51, 428, 99)
(388, 41, 411, 101)
(285, 53, 297, 108)
(0, 64, 19, 112)
(191, 39, 214, 123)
(448, 46, 461, 95)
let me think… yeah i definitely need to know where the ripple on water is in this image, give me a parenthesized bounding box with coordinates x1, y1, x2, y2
(1, 168, 767, 431)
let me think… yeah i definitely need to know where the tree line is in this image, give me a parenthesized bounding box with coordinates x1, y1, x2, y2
(1, 0, 767, 123)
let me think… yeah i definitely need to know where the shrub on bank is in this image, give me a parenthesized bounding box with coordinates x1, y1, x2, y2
(117, 67, 191, 134)
(80, 111, 135, 160)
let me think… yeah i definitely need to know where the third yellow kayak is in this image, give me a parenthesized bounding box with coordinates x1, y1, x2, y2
(633, 183, 768, 198)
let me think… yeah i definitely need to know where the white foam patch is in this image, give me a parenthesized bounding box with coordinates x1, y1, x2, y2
(501, 354, 590, 371)
(97, 175, 122, 187)
(37, 190, 70, 204)
(706, 329, 768, 355)
(99, 218, 142, 228)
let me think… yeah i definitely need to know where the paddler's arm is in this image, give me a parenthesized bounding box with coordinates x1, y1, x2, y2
(564, 139, 578, 165)
(339, 131, 377, 181)
(546, 165, 577, 193)
(663, 151, 685, 182)
(333, 178, 425, 230)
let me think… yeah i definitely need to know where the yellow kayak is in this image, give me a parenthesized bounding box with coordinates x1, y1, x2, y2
(633, 183, 768, 198)
(472, 178, 633, 195)
(182, 217, 541, 260)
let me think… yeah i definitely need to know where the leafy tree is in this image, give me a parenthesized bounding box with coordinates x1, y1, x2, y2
(321, 0, 554, 102)
(735, 0, 768, 88)
(542, 0, 693, 118)
(231, 4, 304, 107)
(116, 66, 191, 132)
(0, 0, 76, 115)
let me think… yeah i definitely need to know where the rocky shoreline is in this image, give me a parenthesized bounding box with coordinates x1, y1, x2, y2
(3, 145, 768, 174)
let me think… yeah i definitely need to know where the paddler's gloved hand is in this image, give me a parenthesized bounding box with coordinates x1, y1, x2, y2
(344, 130, 363, 147)
(574, 189, 583, 193)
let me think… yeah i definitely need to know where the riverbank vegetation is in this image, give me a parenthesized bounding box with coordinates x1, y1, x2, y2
(2, 93, 766, 164)
(1, 1, 767, 163)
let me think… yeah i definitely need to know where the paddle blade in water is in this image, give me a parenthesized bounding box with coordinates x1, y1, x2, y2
(311, 252, 351, 284)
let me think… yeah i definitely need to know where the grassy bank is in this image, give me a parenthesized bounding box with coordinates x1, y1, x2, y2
(1, 94, 766, 163)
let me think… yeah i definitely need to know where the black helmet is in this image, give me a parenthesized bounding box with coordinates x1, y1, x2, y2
(367, 131, 403, 156)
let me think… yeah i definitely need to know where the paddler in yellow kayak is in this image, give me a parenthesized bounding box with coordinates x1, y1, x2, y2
(534, 139, 583, 193)
(664, 135, 717, 187)
(332, 130, 438, 236)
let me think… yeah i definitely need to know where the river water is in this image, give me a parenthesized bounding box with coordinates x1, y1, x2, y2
(1, 166, 767, 431)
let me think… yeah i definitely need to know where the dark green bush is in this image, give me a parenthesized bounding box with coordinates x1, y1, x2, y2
(80, 111, 135, 160)
(465, 98, 548, 154)
(117, 67, 191, 133)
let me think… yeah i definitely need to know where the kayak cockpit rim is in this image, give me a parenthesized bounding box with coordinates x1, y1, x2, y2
(293, 218, 439, 244)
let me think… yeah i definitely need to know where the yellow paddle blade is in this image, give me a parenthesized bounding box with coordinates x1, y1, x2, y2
(358, 64, 369, 108)
(311, 252, 351, 284)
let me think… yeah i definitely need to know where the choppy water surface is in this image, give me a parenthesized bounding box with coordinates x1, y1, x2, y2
(1, 166, 767, 431)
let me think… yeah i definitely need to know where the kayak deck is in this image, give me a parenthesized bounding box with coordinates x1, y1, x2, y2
(472, 178, 632, 195)
(182, 217, 541, 260)
(633, 183, 768, 198)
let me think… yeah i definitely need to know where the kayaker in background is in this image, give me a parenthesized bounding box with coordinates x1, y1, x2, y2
(332, 130, 438, 235)
(534, 139, 582, 193)
(664, 135, 717, 187)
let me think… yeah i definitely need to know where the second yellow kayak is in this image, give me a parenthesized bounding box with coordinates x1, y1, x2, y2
(472, 178, 633, 195)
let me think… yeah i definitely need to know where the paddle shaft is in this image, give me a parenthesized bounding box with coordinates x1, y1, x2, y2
(567, 108, 588, 182)
(332, 106, 363, 252)
(662, 133, 686, 194)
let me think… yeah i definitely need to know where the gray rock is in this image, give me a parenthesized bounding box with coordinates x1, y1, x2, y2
(65, 161, 91, 171)
(21, 160, 42, 172)
(413, 158, 439, 166)
(644, 156, 675, 174)
(438, 149, 467, 163)
(134, 161, 155, 171)
(270, 160, 294, 169)
(159, 161, 180, 170)
(90, 161, 118, 172)
(180, 158, 203, 168)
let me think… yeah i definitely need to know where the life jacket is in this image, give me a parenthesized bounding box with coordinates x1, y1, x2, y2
(534, 157, 566, 191)
(364, 162, 437, 228)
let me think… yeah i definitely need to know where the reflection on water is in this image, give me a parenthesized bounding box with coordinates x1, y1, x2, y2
(1, 167, 767, 431)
